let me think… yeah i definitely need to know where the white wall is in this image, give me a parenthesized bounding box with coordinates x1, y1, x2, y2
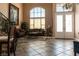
(75, 4, 79, 38)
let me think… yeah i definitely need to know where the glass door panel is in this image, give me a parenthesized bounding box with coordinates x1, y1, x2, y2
(56, 15, 63, 32)
(65, 14, 72, 32)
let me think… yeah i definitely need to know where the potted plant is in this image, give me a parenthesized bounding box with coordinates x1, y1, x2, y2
(21, 21, 29, 35)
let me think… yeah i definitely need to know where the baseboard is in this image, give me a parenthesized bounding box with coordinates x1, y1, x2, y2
(55, 38, 75, 40)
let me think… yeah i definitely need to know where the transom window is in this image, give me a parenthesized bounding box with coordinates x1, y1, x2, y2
(56, 3, 73, 12)
(30, 7, 45, 29)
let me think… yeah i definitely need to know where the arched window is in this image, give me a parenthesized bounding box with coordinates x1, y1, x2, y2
(30, 7, 45, 29)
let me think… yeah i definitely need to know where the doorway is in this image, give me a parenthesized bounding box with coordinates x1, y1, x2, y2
(55, 12, 74, 38)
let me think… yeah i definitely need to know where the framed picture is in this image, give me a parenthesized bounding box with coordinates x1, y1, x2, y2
(9, 3, 19, 25)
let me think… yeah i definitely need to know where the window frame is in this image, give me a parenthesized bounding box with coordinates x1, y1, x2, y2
(29, 7, 45, 29)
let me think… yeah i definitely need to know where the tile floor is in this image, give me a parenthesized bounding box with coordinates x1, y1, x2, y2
(16, 36, 74, 56)
(1, 36, 76, 56)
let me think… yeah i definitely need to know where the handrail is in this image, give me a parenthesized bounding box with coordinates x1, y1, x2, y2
(0, 12, 9, 20)
(0, 12, 9, 33)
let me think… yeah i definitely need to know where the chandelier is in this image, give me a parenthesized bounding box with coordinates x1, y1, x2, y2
(63, 3, 73, 9)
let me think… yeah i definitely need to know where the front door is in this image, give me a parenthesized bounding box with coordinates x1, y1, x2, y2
(55, 12, 74, 38)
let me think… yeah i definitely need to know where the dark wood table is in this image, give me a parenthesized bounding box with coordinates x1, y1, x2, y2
(0, 36, 13, 56)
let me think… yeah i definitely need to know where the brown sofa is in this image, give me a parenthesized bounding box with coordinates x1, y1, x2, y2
(28, 29, 45, 36)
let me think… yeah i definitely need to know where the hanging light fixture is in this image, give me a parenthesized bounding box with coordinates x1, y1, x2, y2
(63, 3, 73, 9)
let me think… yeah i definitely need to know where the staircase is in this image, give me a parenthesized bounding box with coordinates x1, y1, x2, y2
(0, 12, 9, 33)
(0, 12, 11, 56)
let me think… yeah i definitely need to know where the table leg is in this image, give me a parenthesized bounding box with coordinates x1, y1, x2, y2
(0, 43, 2, 56)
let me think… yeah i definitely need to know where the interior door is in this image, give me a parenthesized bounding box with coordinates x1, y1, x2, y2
(55, 13, 74, 38)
